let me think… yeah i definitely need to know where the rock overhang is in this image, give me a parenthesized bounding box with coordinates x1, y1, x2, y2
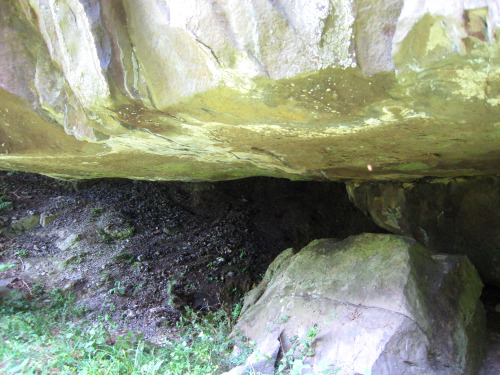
(0, 0, 498, 181)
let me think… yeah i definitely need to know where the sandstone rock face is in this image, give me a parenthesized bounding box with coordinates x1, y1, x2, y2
(346, 176, 500, 286)
(228, 234, 486, 375)
(0, 0, 499, 180)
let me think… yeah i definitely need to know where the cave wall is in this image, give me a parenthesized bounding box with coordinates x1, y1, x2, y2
(347, 175, 500, 286)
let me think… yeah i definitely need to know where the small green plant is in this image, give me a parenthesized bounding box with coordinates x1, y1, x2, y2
(166, 279, 177, 306)
(132, 280, 145, 296)
(30, 283, 45, 296)
(114, 251, 136, 264)
(70, 234, 81, 246)
(96, 228, 113, 244)
(14, 248, 29, 258)
(107, 280, 125, 295)
(168, 306, 252, 373)
(104, 224, 135, 240)
(162, 226, 180, 235)
(272, 326, 342, 374)
(89, 207, 104, 222)
(131, 261, 143, 271)
(0, 263, 16, 272)
(100, 272, 111, 283)
(231, 301, 241, 315)
(275, 325, 321, 375)
(0, 195, 11, 211)
(279, 315, 291, 324)
(324, 312, 339, 324)
(317, 362, 342, 374)
(64, 251, 88, 266)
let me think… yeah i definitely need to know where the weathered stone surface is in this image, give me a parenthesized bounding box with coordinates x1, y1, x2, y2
(10, 214, 40, 236)
(346, 176, 500, 286)
(228, 233, 486, 375)
(39, 212, 58, 227)
(0, 1, 499, 180)
(0, 278, 17, 301)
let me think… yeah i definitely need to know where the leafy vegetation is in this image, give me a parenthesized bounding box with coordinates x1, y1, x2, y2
(0, 288, 252, 374)
(0, 284, 343, 374)
(0, 195, 11, 212)
(89, 207, 105, 222)
(0, 263, 16, 272)
(275, 325, 340, 375)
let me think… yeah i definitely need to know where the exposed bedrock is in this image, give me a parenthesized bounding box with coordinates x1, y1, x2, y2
(226, 234, 487, 375)
(0, 0, 499, 180)
(347, 176, 500, 286)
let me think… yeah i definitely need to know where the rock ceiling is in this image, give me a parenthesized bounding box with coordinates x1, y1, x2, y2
(0, 0, 499, 181)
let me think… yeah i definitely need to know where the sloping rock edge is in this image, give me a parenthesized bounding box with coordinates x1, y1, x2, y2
(225, 234, 487, 375)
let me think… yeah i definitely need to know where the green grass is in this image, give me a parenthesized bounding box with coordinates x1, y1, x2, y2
(0, 288, 251, 374)
(0, 263, 16, 272)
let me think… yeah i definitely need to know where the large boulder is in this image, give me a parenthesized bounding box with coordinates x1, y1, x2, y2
(346, 176, 500, 286)
(0, 1, 499, 180)
(228, 233, 486, 375)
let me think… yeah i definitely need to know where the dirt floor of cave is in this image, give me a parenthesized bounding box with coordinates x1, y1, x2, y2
(0, 171, 383, 344)
(1, 171, 500, 373)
